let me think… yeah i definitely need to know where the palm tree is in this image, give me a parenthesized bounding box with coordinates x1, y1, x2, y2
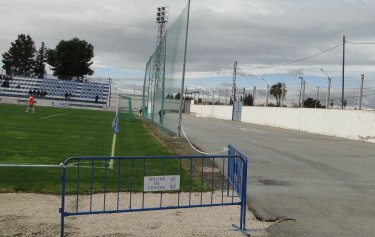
(270, 82, 287, 107)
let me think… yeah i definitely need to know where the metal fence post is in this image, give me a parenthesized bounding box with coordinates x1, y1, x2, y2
(60, 165, 66, 237)
(241, 157, 248, 230)
(227, 145, 232, 196)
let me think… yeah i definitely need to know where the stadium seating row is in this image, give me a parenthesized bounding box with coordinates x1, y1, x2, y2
(1, 76, 109, 101)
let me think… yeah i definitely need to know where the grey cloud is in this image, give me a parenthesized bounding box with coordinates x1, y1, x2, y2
(1, 0, 375, 81)
(185, 0, 375, 73)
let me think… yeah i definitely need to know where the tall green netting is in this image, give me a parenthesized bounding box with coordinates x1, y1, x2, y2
(118, 94, 135, 121)
(142, 3, 188, 134)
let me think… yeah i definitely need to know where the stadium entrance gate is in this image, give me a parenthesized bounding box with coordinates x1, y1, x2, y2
(232, 100, 242, 121)
(59, 145, 248, 236)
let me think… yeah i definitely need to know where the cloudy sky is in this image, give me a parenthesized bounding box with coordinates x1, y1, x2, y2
(1, 0, 375, 107)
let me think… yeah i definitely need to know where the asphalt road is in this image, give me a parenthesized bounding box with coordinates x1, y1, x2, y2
(165, 114, 375, 237)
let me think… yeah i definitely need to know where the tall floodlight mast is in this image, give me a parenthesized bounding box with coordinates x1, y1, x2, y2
(156, 7, 168, 45)
(233, 61, 237, 102)
(151, 7, 168, 123)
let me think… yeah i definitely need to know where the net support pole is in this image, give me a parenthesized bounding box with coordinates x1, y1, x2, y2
(142, 58, 151, 117)
(177, 0, 191, 138)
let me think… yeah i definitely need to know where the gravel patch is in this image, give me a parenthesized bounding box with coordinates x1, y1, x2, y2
(0, 192, 270, 236)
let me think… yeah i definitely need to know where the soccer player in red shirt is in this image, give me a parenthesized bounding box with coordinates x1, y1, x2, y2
(25, 95, 35, 113)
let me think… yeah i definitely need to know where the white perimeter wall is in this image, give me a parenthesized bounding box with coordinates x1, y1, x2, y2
(190, 104, 233, 120)
(190, 104, 375, 143)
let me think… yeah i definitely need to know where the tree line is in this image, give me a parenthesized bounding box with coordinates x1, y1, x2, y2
(1, 34, 94, 80)
(185, 82, 324, 108)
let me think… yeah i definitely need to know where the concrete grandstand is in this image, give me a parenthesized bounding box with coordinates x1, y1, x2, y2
(0, 76, 110, 109)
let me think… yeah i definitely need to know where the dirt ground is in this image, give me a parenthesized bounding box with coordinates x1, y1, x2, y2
(0, 117, 271, 236)
(0, 192, 271, 237)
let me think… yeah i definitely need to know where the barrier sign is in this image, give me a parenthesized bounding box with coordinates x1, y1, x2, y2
(144, 175, 180, 192)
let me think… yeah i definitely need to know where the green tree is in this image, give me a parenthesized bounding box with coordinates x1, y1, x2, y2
(47, 38, 94, 80)
(166, 93, 174, 99)
(33, 42, 47, 78)
(270, 82, 287, 107)
(175, 93, 180, 100)
(243, 93, 253, 106)
(2, 34, 36, 76)
(304, 97, 322, 108)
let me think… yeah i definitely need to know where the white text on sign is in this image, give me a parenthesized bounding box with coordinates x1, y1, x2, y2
(144, 175, 180, 192)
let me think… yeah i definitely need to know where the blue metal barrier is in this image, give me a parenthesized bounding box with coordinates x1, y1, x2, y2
(60, 147, 247, 236)
(227, 144, 247, 196)
(227, 144, 248, 231)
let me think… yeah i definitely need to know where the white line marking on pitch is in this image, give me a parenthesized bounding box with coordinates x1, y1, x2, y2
(41, 112, 70, 120)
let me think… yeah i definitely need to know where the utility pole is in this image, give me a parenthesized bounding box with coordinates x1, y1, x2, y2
(301, 80, 306, 108)
(233, 61, 237, 101)
(320, 68, 331, 109)
(266, 84, 269, 107)
(358, 74, 364, 110)
(342, 35, 346, 110)
(298, 77, 304, 108)
(262, 78, 269, 107)
(252, 86, 256, 106)
(315, 87, 320, 108)
(327, 77, 331, 109)
(281, 83, 285, 107)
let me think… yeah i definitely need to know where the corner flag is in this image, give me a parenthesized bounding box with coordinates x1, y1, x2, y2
(110, 109, 119, 169)
(112, 110, 119, 134)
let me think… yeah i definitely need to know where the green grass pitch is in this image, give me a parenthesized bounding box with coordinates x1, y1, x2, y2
(0, 103, 201, 194)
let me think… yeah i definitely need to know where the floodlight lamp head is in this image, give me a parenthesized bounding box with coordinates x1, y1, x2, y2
(156, 6, 168, 23)
(298, 76, 303, 79)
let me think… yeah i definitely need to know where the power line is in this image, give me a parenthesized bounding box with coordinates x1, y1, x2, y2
(331, 91, 375, 100)
(236, 73, 254, 86)
(330, 86, 358, 90)
(345, 93, 375, 100)
(347, 42, 375, 45)
(237, 71, 275, 87)
(330, 86, 375, 90)
(238, 43, 343, 69)
(305, 82, 321, 87)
